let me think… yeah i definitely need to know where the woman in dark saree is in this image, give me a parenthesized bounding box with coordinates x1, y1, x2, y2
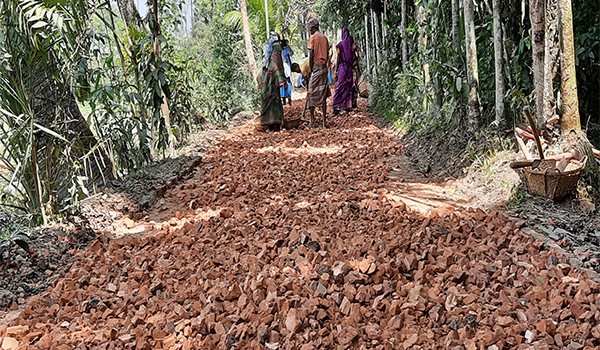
(332, 28, 356, 113)
(257, 34, 287, 129)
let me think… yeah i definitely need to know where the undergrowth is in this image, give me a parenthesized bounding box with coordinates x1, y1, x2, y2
(371, 64, 453, 135)
(508, 185, 528, 212)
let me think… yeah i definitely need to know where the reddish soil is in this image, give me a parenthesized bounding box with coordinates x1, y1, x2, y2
(2, 99, 600, 349)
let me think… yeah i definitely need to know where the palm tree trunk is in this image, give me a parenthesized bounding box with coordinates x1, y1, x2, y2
(530, 0, 545, 126)
(493, 0, 505, 122)
(544, 0, 559, 120)
(464, 0, 480, 129)
(557, 0, 597, 177)
(240, 0, 257, 79)
(559, 0, 581, 141)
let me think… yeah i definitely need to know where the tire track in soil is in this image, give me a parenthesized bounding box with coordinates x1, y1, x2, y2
(3, 99, 600, 349)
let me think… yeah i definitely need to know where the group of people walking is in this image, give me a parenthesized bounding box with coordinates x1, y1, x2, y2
(257, 18, 360, 130)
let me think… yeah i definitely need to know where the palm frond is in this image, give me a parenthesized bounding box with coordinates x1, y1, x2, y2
(223, 11, 242, 31)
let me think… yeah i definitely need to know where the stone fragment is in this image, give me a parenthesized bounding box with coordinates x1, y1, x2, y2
(124, 218, 135, 229)
(5, 326, 28, 337)
(496, 316, 516, 327)
(316, 283, 327, 295)
(364, 324, 380, 340)
(403, 333, 418, 348)
(285, 308, 303, 333)
(1, 337, 18, 350)
(389, 315, 403, 330)
(525, 330, 534, 343)
(359, 259, 373, 274)
(107, 283, 117, 292)
(337, 327, 358, 348)
(340, 297, 351, 315)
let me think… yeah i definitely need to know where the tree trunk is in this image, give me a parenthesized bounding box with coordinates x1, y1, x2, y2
(382, 7, 387, 47)
(240, 0, 257, 79)
(559, 0, 581, 142)
(300, 15, 309, 57)
(31, 68, 116, 197)
(102, 9, 129, 84)
(464, 0, 480, 129)
(417, 2, 426, 52)
(530, 0, 545, 126)
(150, 0, 175, 156)
(451, 0, 461, 55)
(493, 0, 505, 122)
(401, 0, 408, 71)
(431, 0, 442, 112)
(113, 0, 148, 125)
(332, 22, 337, 47)
(370, 9, 378, 72)
(365, 14, 371, 74)
(115, 0, 141, 28)
(372, 9, 380, 69)
(544, 0, 559, 120)
(557, 0, 598, 181)
(501, 21, 513, 87)
(417, 0, 429, 107)
(264, 0, 269, 39)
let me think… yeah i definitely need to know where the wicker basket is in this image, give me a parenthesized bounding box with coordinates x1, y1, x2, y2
(254, 118, 301, 131)
(358, 76, 369, 98)
(282, 118, 301, 129)
(521, 156, 587, 201)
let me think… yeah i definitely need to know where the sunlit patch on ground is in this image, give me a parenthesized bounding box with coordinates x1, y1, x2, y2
(254, 142, 343, 156)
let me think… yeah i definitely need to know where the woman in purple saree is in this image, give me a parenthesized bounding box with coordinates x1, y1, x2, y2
(333, 28, 356, 112)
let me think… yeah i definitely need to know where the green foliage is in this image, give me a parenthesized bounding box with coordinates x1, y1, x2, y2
(170, 0, 258, 126)
(0, 0, 102, 222)
(573, 0, 600, 147)
(508, 185, 527, 211)
(0, 0, 271, 225)
(4, 0, 595, 226)
(225, 0, 293, 35)
(371, 0, 457, 135)
(0, 226, 30, 256)
(316, 0, 369, 33)
(0, 0, 271, 226)
(372, 63, 451, 134)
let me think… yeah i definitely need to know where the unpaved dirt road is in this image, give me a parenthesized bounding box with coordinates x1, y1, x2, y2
(3, 100, 600, 349)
